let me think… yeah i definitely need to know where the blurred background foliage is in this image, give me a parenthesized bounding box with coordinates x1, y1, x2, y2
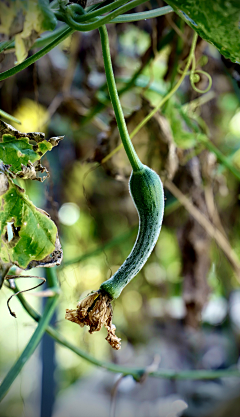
(1, 1, 240, 416)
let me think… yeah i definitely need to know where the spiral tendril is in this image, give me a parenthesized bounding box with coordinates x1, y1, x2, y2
(178, 54, 212, 94)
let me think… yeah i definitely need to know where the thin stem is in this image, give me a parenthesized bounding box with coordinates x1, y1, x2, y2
(99, 25, 142, 171)
(81, 63, 146, 127)
(175, 100, 240, 183)
(33, 25, 69, 49)
(129, 32, 198, 139)
(81, 29, 174, 126)
(101, 32, 198, 164)
(67, 0, 131, 23)
(11, 287, 240, 381)
(0, 27, 74, 81)
(0, 25, 68, 52)
(0, 109, 21, 124)
(0, 0, 154, 82)
(60, 0, 148, 32)
(110, 5, 173, 23)
(198, 137, 240, 182)
(0, 268, 59, 401)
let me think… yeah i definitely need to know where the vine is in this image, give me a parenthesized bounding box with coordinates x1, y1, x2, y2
(0, 0, 239, 406)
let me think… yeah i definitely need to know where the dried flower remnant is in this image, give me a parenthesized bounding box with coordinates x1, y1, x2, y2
(65, 291, 121, 350)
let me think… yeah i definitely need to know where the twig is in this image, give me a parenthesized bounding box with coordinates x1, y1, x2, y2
(110, 374, 124, 417)
(165, 179, 240, 281)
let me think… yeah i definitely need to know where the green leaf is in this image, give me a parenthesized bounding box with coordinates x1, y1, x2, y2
(164, 0, 240, 63)
(0, 167, 62, 270)
(0, 120, 63, 181)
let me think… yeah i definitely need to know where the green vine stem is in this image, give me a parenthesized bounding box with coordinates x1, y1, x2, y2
(99, 25, 142, 171)
(66, 2, 173, 24)
(81, 29, 175, 126)
(174, 100, 240, 183)
(0, 27, 74, 81)
(65, 0, 131, 23)
(0, 109, 21, 124)
(0, 25, 68, 53)
(101, 31, 199, 164)
(56, 0, 148, 31)
(111, 5, 173, 23)
(0, 268, 59, 401)
(198, 136, 240, 182)
(11, 287, 240, 381)
(0, 39, 14, 53)
(0, 4, 172, 82)
(129, 32, 198, 139)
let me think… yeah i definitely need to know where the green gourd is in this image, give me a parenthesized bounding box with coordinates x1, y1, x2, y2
(97, 25, 164, 300)
(100, 164, 164, 299)
(65, 25, 165, 349)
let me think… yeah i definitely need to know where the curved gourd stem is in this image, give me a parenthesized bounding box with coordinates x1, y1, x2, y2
(99, 25, 142, 172)
(100, 32, 199, 164)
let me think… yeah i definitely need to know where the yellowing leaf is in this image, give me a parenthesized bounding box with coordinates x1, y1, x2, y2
(0, 0, 57, 63)
(0, 168, 62, 270)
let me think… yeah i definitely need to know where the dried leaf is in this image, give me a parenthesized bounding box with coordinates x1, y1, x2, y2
(66, 291, 121, 350)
